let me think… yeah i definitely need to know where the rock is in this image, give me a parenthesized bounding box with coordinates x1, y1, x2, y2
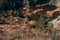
(48, 15, 60, 30)
(55, 0, 60, 7)
(49, 0, 60, 7)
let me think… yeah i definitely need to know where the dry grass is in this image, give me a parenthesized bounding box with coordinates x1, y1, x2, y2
(0, 5, 60, 40)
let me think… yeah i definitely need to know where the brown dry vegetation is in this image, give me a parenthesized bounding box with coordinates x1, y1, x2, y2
(0, 5, 60, 40)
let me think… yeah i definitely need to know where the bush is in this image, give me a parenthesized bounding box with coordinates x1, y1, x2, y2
(35, 11, 48, 29)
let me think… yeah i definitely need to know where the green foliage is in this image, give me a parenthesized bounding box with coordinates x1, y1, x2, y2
(43, 5, 57, 11)
(35, 5, 58, 30)
(36, 11, 48, 29)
